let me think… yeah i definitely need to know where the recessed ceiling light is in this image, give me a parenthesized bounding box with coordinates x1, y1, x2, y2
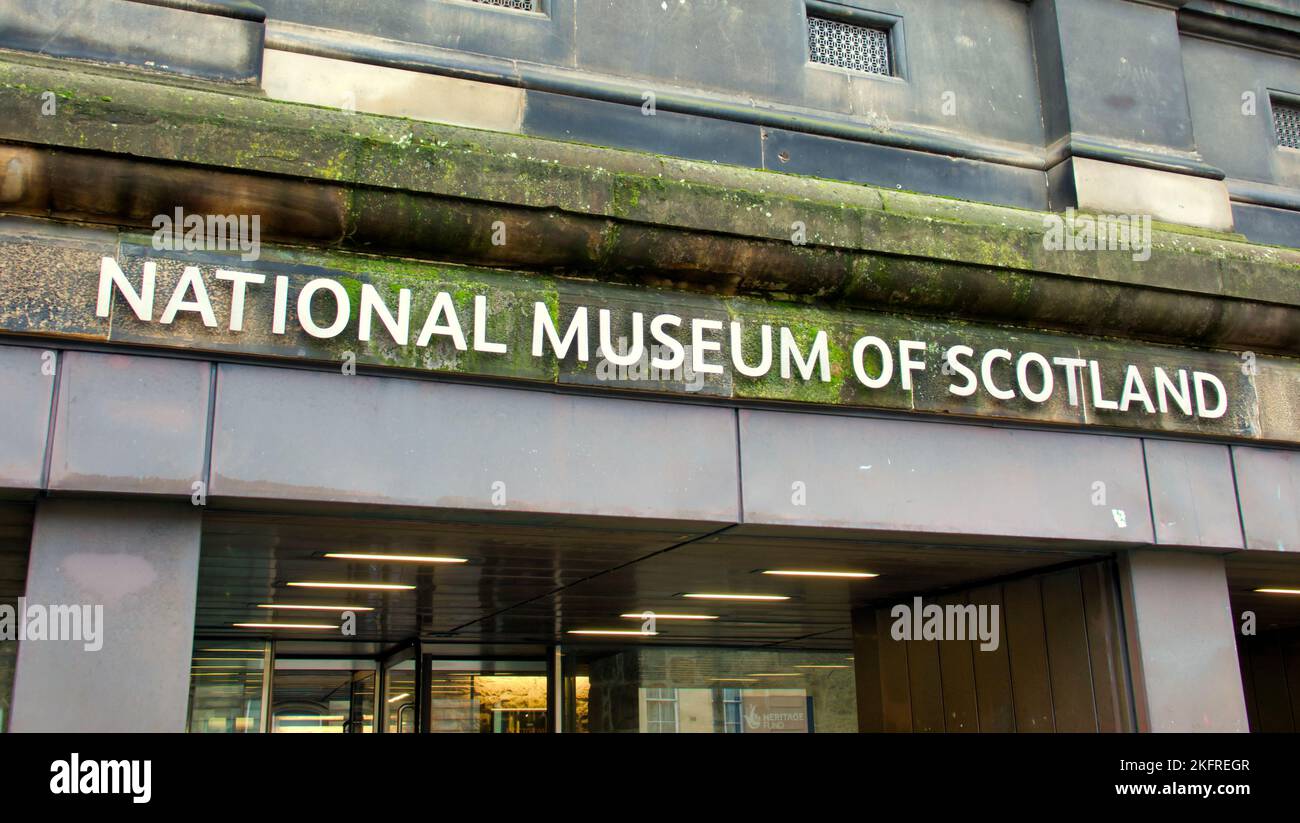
(566, 629, 659, 637)
(324, 552, 467, 564)
(232, 622, 339, 630)
(681, 593, 790, 601)
(1255, 588, 1300, 595)
(196, 648, 265, 654)
(257, 604, 375, 612)
(619, 613, 718, 620)
(286, 582, 415, 591)
(761, 570, 878, 579)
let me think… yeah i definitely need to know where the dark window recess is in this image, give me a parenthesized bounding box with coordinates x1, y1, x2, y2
(1275, 100, 1300, 150)
(807, 14, 891, 76)
(465, 0, 536, 11)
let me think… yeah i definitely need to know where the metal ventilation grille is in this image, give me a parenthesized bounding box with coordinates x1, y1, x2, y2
(466, 0, 536, 10)
(1275, 100, 1300, 149)
(807, 15, 891, 76)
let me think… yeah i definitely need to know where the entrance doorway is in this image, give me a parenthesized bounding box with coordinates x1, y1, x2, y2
(266, 648, 549, 733)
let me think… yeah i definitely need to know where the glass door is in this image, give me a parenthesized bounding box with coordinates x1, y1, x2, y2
(380, 645, 418, 733)
(425, 660, 548, 733)
(269, 659, 376, 733)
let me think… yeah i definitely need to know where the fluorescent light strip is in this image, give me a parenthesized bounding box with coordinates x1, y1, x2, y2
(619, 613, 718, 620)
(257, 604, 375, 612)
(324, 552, 467, 564)
(386, 693, 411, 704)
(567, 629, 659, 637)
(794, 665, 849, 669)
(1255, 588, 1300, 595)
(748, 673, 802, 677)
(761, 570, 878, 579)
(682, 593, 790, 601)
(196, 648, 265, 653)
(232, 622, 339, 630)
(287, 582, 414, 591)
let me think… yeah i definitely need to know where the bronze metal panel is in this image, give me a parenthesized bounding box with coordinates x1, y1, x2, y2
(906, 638, 945, 733)
(876, 609, 912, 733)
(1041, 569, 1100, 732)
(969, 583, 1016, 732)
(1079, 562, 1134, 732)
(937, 593, 980, 733)
(1246, 635, 1294, 732)
(852, 608, 883, 733)
(1004, 577, 1056, 732)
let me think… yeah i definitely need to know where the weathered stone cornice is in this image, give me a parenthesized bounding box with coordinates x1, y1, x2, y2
(0, 56, 1298, 354)
(1180, 0, 1300, 57)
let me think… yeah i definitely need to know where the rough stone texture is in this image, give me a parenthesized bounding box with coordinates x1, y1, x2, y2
(0, 57, 1297, 356)
(1, 226, 1293, 442)
(0, 216, 115, 338)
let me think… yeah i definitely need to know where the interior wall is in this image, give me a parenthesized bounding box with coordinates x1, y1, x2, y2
(1237, 628, 1300, 732)
(852, 560, 1135, 732)
(0, 502, 33, 733)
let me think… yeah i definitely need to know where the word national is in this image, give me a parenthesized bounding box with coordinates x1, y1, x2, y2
(95, 257, 1229, 419)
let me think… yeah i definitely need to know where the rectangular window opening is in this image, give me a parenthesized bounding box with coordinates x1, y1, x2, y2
(806, 11, 893, 77)
(464, 0, 538, 12)
(1274, 98, 1300, 150)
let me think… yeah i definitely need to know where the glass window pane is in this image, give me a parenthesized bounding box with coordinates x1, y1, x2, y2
(186, 642, 267, 733)
(569, 647, 855, 733)
(272, 667, 374, 734)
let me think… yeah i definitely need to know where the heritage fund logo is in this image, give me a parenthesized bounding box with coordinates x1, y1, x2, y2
(1042, 208, 1152, 262)
(890, 596, 1000, 652)
(151, 206, 261, 262)
(0, 599, 103, 651)
(50, 754, 151, 804)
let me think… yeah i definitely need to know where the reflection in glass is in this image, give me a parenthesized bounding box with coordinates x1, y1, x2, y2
(383, 659, 416, 733)
(186, 643, 268, 733)
(569, 647, 855, 732)
(428, 670, 548, 733)
(272, 667, 375, 733)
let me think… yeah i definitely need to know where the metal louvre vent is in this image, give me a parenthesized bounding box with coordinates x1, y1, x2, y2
(1275, 100, 1300, 150)
(807, 15, 891, 76)
(466, 0, 536, 11)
